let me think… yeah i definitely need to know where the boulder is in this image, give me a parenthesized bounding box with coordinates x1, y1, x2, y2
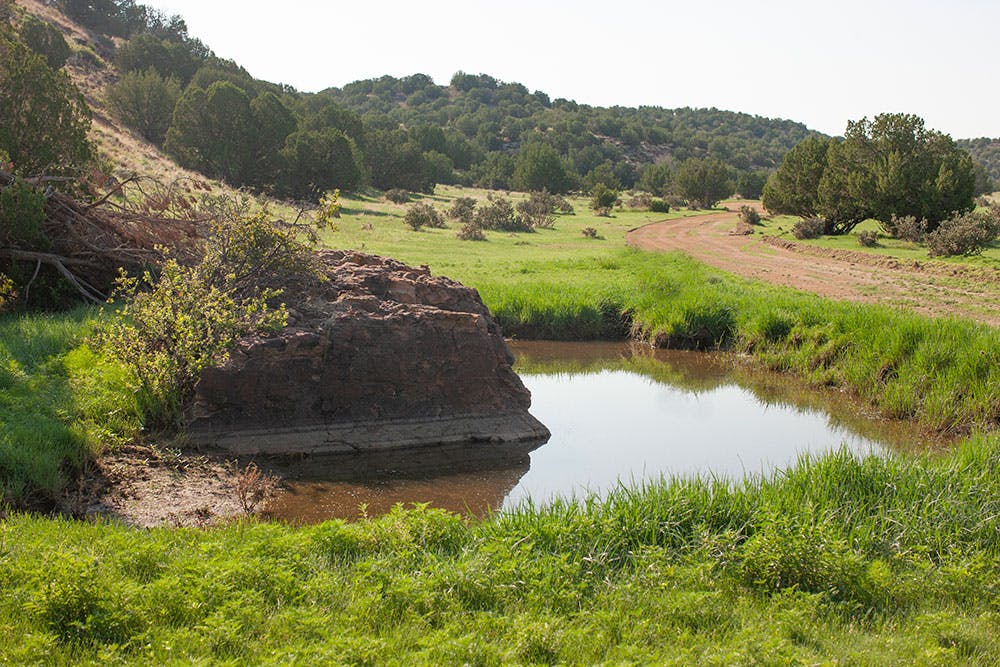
(186, 250, 550, 455)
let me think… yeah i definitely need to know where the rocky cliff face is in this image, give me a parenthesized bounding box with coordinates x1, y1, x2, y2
(186, 250, 550, 455)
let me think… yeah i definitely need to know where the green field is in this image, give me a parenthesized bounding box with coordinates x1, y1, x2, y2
(3, 186, 1000, 663)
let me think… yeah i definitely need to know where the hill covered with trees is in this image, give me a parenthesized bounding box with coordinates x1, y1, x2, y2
(11, 0, 828, 200)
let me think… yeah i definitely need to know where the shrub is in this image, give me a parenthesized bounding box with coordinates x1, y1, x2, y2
(627, 193, 651, 209)
(403, 201, 445, 231)
(106, 68, 181, 145)
(791, 217, 825, 240)
(516, 190, 558, 228)
(456, 223, 486, 241)
(590, 183, 618, 216)
(884, 214, 927, 243)
(857, 230, 879, 247)
(447, 196, 477, 223)
(98, 205, 320, 430)
(649, 198, 670, 213)
(384, 188, 410, 204)
(19, 15, 70, 69)
(0, 177, 49, 249)
(582, 227, 598, 238)
(925, 208, 1000, 257)
(0, 36, 93, 175)
(738, 205, 761, 226)
(474, 195, 531, 232)
(555, 196, 575, 215)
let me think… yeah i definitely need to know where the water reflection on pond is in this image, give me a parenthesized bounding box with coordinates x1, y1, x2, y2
(265, 341, 945, 523)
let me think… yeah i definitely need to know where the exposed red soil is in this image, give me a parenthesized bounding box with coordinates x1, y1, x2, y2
(626, 204, 1000, 327)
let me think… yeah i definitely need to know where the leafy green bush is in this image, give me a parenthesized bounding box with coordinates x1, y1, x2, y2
(925, 208, 1000, 257)
(98, 206, 311, 430)
(649, 198, 670, 213)
(0, 177, 49, 249)
(0, 36, 92, 175)
(589, 183, 618, 216)
(403, 201, 444, 231)
(791, 217, 825, 240)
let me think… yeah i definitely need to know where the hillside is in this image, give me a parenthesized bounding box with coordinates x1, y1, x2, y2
(9, 0, 823, 199)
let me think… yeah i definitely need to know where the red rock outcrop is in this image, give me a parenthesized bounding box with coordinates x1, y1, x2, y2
(185, 250, 550, 455)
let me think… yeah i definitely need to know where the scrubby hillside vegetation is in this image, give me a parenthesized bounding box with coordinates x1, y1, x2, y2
(10, 0, 827, 201)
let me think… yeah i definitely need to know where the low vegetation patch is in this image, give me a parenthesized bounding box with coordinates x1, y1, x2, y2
(791, 217, 825, 239)
(925, 208, 1000, 257)
(3, 434, 1000, 662)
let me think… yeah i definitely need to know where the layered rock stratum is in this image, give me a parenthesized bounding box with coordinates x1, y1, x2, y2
(186, 250, 550, 455)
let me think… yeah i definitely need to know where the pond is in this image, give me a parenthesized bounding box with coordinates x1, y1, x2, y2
(264, 341, 945, 523)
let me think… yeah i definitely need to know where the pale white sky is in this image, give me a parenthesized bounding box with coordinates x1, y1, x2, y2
(147, 0, 999, 138)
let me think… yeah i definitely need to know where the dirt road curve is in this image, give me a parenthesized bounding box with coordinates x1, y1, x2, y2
(626, 204, 1000, 327)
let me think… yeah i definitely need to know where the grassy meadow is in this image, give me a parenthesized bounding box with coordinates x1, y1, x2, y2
(2, 186, 1000, 662)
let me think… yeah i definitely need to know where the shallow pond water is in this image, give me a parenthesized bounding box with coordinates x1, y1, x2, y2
(264, 341, 944, 523)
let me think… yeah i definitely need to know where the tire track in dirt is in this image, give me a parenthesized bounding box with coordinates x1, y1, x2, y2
(626, 204, 1000, 327)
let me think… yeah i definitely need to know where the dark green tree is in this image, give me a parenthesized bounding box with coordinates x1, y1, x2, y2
(673, 157, 733, 209)
(279, 129, 363, 198)
(248, 92, 296, 186)
(115, 33, 202, 84)
(19, 15, 70, 69)
(818, 114, 975, 234)
(638, 162, 671, 196)
(762, 136, 831, 218)
(736, 170, 769, 200)
(164, 81, 254, 184)
(0, 36, 92, 175)
(106, 67, 181, 144)
(513, 142, 573, 193)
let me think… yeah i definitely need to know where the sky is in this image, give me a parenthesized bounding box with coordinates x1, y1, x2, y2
(145, 0, 999, 138)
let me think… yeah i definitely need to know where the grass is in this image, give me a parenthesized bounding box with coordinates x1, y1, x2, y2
(0, 308, 140, 509)
(2, 435, 1000, 663)
(3, 186, 1000, 662)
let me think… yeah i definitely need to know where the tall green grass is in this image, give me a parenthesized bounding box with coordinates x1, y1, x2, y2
(2, 435, 999, 663)
(0, 308, 140, 508)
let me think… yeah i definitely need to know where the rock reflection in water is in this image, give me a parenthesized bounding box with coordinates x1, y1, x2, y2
(264, 440, 541, 523)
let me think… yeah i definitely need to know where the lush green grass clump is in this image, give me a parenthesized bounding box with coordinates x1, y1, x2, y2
(2, 435, 1000, 664)
(0, 308, 140, 508)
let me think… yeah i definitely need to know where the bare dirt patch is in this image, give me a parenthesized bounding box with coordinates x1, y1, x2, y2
(627, 204, 1000, 326)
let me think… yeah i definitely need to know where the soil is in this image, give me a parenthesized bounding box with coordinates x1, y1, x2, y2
(72, 444, 256, 528)
(627, 203, 1000, 327)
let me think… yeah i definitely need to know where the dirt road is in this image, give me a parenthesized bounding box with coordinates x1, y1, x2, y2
(626, 204, 1000, 326)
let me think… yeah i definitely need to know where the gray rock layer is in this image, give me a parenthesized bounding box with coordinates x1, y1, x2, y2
(186, 250, 550, 454)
